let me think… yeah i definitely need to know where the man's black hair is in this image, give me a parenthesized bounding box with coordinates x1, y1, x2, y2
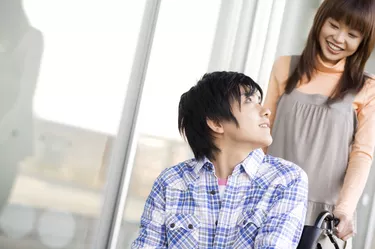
(178, 71, 263, 160)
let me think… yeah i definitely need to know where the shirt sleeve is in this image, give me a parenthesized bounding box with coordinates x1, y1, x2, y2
(254, 169, 308, 249)
(131, 175, 168, 249)
(335, 77, 375, 216)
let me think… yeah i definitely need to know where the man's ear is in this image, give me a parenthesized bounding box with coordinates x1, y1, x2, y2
(206, 118, 224, 134)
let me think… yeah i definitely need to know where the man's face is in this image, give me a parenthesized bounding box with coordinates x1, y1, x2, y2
(221, 86, 272, 149)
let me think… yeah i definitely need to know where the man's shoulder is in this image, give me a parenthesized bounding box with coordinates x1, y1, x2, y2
(155, 158, 197, 189)
(256, 154, 308, 189)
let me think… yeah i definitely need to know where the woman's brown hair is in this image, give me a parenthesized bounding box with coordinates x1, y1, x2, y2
(285, 0, 375, 102)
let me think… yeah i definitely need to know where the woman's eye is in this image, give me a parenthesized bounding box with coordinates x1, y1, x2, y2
(330, 23, 339, 29)
(348, 33, 358, 38)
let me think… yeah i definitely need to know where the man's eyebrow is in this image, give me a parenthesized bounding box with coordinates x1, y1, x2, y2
(240, 91, 262, 102)
(241, 89, 260, 97)
(241, 89, 254, 96)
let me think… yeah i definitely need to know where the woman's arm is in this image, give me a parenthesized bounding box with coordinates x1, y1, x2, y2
(335, 77, 375, 239)
(263, 56, 290, 152)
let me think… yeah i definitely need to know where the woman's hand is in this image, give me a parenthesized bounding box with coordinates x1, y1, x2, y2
(333, 210, 354, 241)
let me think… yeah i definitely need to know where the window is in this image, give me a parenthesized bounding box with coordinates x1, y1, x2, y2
(0, 0, 145, 248)
(116, 0, 221, 247)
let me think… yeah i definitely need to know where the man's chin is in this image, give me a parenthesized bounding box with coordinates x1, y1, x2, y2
(261, 136, 273, 148)
(251, 137, 273, 151)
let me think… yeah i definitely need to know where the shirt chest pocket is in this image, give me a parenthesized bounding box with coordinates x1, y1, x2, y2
(166, 213, 200, 249)
(233, 209, 267, 247)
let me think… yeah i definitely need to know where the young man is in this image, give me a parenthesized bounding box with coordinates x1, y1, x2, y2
(132, 72, 308, 248)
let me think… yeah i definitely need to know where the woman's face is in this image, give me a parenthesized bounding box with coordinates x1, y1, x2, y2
(319, 17, 364, 65)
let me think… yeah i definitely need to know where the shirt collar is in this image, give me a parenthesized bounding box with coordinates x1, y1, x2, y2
(239, 148, 265, 178)
(315, 53, 345, 74)
(192, 148, 265, 179)
(193, 157, 212, 176)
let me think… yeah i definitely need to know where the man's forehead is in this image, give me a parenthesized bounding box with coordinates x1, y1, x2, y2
(241, 85, 261, 97)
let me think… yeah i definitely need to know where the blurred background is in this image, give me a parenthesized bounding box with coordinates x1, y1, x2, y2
(0, 0, 375, 248)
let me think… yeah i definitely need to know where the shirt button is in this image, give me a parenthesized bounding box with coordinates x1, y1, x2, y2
(188, 224, 194, 229)
(243, 220, 247, 225)
(210, 190, 216, 195)
(170, 223, 175, 228)
(215, 220, 218, 226)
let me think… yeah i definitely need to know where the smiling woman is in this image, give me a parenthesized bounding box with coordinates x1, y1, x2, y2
(264, 0, 375, 248)
(319, 17, 364, 65)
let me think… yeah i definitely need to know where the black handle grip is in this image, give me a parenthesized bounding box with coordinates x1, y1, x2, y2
(333, 217, 340, 227)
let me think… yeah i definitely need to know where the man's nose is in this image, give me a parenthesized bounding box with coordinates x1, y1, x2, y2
(261, 107, 271, 117)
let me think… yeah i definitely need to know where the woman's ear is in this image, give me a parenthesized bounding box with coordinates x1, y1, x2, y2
(206, 118, 224, 134)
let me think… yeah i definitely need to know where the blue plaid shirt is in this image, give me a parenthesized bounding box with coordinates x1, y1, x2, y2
(132, 149, 308, 249)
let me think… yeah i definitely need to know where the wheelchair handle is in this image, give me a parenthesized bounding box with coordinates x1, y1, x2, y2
(314, 211, 334, 228)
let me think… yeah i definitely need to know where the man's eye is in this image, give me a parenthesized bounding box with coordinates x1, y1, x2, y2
(245, 96, 253, 102)
(245, 96, 261, 104)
